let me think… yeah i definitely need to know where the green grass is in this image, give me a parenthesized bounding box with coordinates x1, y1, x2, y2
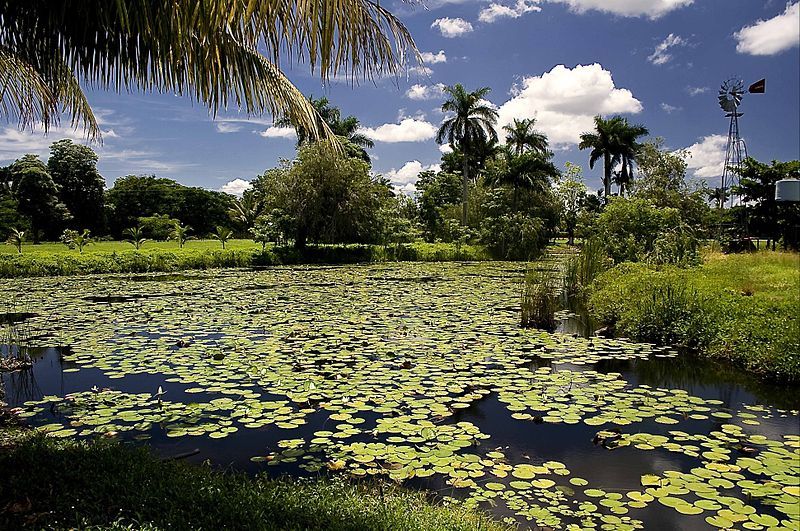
(588, 251, 800, 381)
(0, 241, 491, 278)
(0, 429, 507, 531)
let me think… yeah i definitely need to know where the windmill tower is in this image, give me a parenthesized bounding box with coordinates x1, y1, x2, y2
(718, 79, 747, 208)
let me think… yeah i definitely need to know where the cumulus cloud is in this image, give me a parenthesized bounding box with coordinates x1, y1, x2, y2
(479, 0, 542, 23)
(648, 34, 688, 65)
(431, 17, 474, 37)
(220, 178, 252, 196)
(686, 86, 709, 96)
(660, 103, 682, 113)
(258, 126, 296, 139)
(548, 0, 693, 19)
(360, 118, 438, 143)
(420, 50, 448, 64)
(735, 2, 800, 56)
(684, 134, 727, 179)
(496, 63, 643, 147)
(405, 83, 447, 100)
(384, 160, 441, 195)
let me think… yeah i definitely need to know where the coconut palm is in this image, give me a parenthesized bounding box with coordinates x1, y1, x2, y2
(503, 118, 549, 156)
(213, 226, 233, 249)
(5, 228, 24, 254)
(0, 1, 416, 141)
(436, 84, 499, 224)
(229, 193, 264, 232)
(486, 147, 560, 209)
(124, 226, 147, 250)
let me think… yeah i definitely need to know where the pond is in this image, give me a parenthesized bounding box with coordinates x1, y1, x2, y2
(2, 262, 798, 530)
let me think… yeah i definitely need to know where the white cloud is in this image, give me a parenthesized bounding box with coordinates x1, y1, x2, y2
(408, 65, 434, 77)
(384, 160, 441, 195)
(420, 50, 448, 64)
(479, 0, 542, 23)
(496, 63, 643, 147)
(220, 178, 252, 196)
(648, 34, 687, 65)
(216, 122, 243, 134)
(660, 103, 682, 113)
(405, 83, 446, 100)
(213, 116, 272, 134)
(258, 126, 296, 139)
(360, 118, 438, 143)
(686, 86, 709, 96)
(684, 134, 727, 179)
(431, 17, 474, 38)
(548, 0, 693, 18)
(735, 2, 800, 56)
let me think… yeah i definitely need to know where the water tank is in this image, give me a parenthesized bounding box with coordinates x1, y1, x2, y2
(775, 179, 800, 202)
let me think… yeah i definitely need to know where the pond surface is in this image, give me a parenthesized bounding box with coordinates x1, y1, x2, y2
(2, 262, 798, 530)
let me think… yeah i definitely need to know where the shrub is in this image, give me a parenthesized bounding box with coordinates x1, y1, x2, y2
(481, 213, 546, 261)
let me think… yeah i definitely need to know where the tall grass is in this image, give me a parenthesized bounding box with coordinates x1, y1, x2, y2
(521, 269, 558, 331)
(563, 238, 608, 296)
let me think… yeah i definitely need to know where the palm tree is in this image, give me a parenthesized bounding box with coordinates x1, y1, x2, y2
(486, 147, 560, 209)
(0, 1, 416, 141)
(436, 84, 499, 224)
(213, 226, 233, 249)
(5, 228, 24, 254)
(124, 226, 147, 250)
(170, 222, 192, 249)
(579, 116, 648, 200)
(229, 193, 263, 232)
(708, 187, 730, 209)
(503, 118, 549, 156)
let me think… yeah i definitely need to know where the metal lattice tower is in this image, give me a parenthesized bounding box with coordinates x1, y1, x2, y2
(719, 79, 748, 208)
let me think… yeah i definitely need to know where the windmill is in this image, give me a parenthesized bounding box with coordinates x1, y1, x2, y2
(717, 78, 765, 208)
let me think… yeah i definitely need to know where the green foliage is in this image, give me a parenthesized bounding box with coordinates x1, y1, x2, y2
(9, 154, 70, 242)
(563, 238, 608, 296)
(579, 115, 649, 199)
(212, 226, 233, 249)
(60, 229, 94, 253)
(556, 162, 588, 245)
(138, 214, 181, 241)
(5, 227, 25, 254)
(442, 218, 471, 256)
(0, 433, 504, 531)
(589, 253, 800, 381)
(47, 139, 105, 232)
(123, 226, 147, 250)
(229, 192, 264, 234)
(170, 222, 192, 249)
(416, 170, 462, 241)
(481, 212, 546, 261)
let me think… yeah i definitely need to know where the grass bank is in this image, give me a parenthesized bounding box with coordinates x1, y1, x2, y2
(588, 252, 800, 381)
(0, 242, 490, 278)
(0, 429, 505, 531)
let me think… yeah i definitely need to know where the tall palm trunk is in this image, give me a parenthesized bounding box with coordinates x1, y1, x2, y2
(462, 148, 469, 225)
(603, 152, 612, 201)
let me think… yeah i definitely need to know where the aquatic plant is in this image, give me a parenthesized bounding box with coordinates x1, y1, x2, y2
(520, 269, 558, 330)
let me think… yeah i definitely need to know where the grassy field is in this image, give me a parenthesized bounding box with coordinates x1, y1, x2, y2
(0, 428, 505, 531)
(589, 251, 800, 381)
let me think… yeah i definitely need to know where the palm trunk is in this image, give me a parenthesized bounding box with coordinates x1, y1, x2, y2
(462, 152, 469, 225)
(603, 153, 612, 201)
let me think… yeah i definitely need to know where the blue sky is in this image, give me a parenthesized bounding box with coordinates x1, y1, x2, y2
(1, 0, 798, 195)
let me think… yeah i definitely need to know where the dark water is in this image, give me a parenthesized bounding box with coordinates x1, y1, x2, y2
(3, 345, 798, 530)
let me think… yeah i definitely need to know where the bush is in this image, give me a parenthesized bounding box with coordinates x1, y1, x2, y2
(481, 213, 547, 261)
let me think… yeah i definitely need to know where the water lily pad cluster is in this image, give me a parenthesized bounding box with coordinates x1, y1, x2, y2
(3, 262, 798, 530)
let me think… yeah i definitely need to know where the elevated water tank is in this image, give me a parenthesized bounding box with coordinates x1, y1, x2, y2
(775, 179, 800, 202)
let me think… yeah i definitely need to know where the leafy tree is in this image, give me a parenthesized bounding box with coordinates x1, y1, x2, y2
(0, 173, 24, 238)
(124, 226, 147, 250)
(5, 227, 24, 254)
(415, 170, 462, 241)
(732, 158, 800, 250)
(47, 139, 105, 231)
(138, 214, 180, 240)
(579, 116, 649, 200)
(485, 146, 559, 210)
(480, 212, 546, 261)
(0, 1, 414, 143)
(436, 84, 499, 224)
(556, 163, 588, 245)
(503, 118, 548, 156)
(61, 228, 94, 252)
(212, 226, 232, 249)
(170, 222, 192, 249)
(9, 154, 69, 242)
(443, 218, 471, 256)
(251, 216, 280, 251)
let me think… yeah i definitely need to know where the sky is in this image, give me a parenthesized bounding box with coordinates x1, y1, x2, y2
(1, 0, 798, 196)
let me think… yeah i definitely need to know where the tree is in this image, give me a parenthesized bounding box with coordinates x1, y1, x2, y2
(556, 163, 588, 245)
(485, 146, 559, 210)
(212, 226, 232, 249)
(5, 227, 24, 253)
(9, 154, 69, 242)
(229, 192, 264, 233)
(415, 170, 462, 241)
(0, 1, 415, 143)
(170, 222, 192, 249)
(61, 228, 94, 252)
(733, 158, 800, 250)
(503, 118, 548, 156)
(47, 139, 105, 231)
(124, 226, 147, 250)
(579, 116, 649, 200)
(436, 84, 499, 224)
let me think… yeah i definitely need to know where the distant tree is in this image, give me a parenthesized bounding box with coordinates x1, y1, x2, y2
(436, 84, 499, 224)
(579, 116, 648, 200)
(503, 118, 549, 156)
(47, 139, 105, 232)
(556, 163, 588, 245)
(707, 187, 730, 210)
(415, 170, 462, 241)
(170, 222, 192, 249)
(61, 228, 94, 252)
(5, 228, 25, 254)
(229, 192, 264, 233)
(138, 214, 181, 240)
(485, 146, 559, 210)
(124, 226, 147, 249)
(9, 154, 69, 243)
(212, 226, 232, 249)
(0, 170, 24, 238)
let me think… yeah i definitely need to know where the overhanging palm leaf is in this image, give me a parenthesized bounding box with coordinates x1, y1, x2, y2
(0, 0, 418, 140)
